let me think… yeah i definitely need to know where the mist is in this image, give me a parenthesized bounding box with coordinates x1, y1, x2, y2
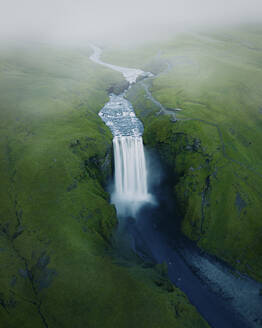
(1, 0, 262, 44)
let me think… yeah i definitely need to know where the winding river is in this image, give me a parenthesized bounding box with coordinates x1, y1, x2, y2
(89, 44, 262, 328)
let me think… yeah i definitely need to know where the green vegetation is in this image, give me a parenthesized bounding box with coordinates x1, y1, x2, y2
(0, 43, 208, 327)
(104, 25, 262, 282)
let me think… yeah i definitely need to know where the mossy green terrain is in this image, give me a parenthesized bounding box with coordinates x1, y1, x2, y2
(104, 25, 262, 282)
(0, 43, 208, 327)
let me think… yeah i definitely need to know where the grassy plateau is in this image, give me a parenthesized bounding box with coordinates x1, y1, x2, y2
(0, 42, 208, 327)
(103, 24, 262, 282)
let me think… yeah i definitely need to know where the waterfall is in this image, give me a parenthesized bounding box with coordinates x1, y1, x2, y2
(112, 136, 152, 217)
(114, 136, 148, 197)
(97, 93, 154, 218)
(89, 44, 154, 217)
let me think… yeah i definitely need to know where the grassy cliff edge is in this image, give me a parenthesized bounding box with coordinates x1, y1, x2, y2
(104, 26, 262, 282)
(0, 43, 208, 327)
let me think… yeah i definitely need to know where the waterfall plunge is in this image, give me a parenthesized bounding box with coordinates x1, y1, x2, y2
(89, 44, 154, 217)
(112, 136, 152, 217)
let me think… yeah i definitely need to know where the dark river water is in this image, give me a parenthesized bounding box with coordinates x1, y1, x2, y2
(89, 44, 262, 328)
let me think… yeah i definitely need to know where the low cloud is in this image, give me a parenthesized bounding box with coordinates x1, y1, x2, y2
(1, 0, 262, 43)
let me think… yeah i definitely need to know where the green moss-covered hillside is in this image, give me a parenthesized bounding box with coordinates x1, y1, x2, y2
(103, 25, 262, 282)
(0, 43, 208, 327)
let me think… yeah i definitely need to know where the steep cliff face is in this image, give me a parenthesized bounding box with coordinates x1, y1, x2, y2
(146, 117, 261, 283)
(122, 27, 262, 282)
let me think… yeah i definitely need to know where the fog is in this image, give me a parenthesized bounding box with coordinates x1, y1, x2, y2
(1, 0, 262, 44)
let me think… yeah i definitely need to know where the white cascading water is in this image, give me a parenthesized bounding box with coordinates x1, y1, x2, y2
(113, 136, 147, 197)
(89, 46, 262, 328)
(112, 136, 151, 216)
(90, 44, 153, 217)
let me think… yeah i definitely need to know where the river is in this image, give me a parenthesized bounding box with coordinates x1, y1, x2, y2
(89, 44, 262, 328)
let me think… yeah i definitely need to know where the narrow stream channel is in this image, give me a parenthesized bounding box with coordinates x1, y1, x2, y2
(89, 44, 262, 328)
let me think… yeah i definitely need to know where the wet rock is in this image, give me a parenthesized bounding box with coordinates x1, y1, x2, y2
(100, 150, 112, 182)
(86, 156, 99, 167)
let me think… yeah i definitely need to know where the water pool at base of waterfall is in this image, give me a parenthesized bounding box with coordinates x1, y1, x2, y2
(89, 44, 262, 328)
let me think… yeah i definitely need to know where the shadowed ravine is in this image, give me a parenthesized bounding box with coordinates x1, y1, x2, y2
(90, 44, 262, 328)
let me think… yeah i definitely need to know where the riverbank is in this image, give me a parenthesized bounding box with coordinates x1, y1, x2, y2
(102, 26, 262, 283)
(90, 43, 262, 327)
